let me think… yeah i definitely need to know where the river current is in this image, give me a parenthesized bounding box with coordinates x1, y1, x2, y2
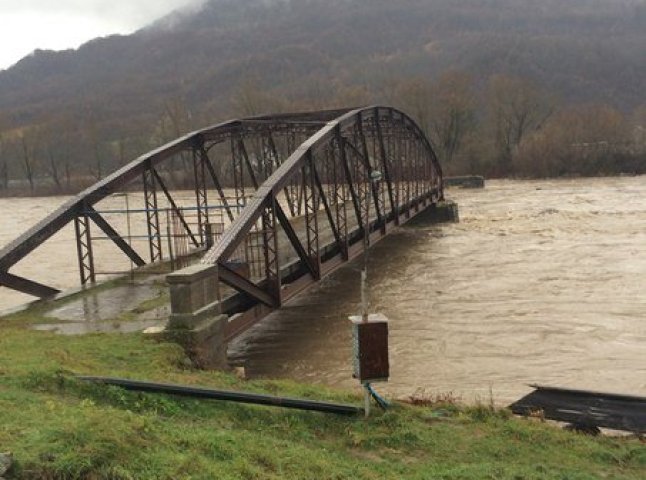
(1, 177, 645, 403)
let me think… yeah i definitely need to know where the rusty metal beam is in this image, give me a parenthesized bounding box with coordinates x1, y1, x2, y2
(339, 135, 364, 234)
(374, 107, 397, 218)
(199, 143, 235, 223)
(0, 106, 444, 308)
(142, 167, 162, 263)
(0, 272, 60, 298)
(74, 211, 95, 285)
(0, 120, 237, 272)
(265, 132, 297, 217)
(218, 262, 277, 308)
(303, 153, 320, 279)
(311, 160, 343, 254)
(275, 204, 318, 279)
(192, 148, 210, 245)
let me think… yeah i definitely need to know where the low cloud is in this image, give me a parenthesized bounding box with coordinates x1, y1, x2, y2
(4, 1, 205, 29)
(0, 0, 205, 69)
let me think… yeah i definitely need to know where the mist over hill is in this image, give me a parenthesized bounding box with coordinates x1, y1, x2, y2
(0, 0, 644, 191)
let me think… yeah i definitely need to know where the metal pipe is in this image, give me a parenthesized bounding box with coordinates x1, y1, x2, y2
(77, 376, 363, 416)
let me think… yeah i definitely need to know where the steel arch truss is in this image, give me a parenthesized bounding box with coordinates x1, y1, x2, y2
(201, 106, 444, 340)
(0, 106, 443, 338)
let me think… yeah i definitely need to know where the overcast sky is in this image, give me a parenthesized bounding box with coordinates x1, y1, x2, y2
(0, 0, 203, 70)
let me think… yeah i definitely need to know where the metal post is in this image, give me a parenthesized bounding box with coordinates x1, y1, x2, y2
(143, 167, 163, 263)
(364, 384, 371, 418)
(125, 193, 134, 281)
(193, 149, 209, 246)
(166, 209, 175, 271)
(74, 209, 95, 285)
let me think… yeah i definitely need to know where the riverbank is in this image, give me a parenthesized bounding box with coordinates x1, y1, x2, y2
(0, 324, 644, 479)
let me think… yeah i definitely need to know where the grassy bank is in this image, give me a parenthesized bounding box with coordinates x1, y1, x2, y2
(0, 325, 644, 479)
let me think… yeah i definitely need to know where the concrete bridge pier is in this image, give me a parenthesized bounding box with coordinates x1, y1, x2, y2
(165, 265, 228, 369)
(411, 200, 460, 225)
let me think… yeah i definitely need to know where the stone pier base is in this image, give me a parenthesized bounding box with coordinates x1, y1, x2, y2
(409, 200, 460, 225)
(444, 175, 485, 189)
(165, 264, 228, 369)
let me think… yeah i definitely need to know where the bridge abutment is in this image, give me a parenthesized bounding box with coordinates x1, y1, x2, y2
(165, 264, 228, 369)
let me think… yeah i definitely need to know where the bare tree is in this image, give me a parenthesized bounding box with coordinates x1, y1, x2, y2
(387, 72, 476, 165)
(515, 104, 627, 176)
(79, 102, 105, 181)
(153, 96, 195, 185)
(39, 124, 68, 191)
(389, 78, 433, 135)
(427, 71, 476, 165)
(486, 74, 554, 172)
(230, 79, 288, 118)
(0, 160, 7, 190)
(19, 133, 37, 192)
(0, 115, 8, 190)
(0, 136, 6, 190)
(631, 104, 646, 153)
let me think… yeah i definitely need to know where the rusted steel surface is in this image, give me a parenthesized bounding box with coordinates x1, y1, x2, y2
(0, 107, 444, 333)
(0, 271, 60, 298)
(206, 107, 444, 339)
(510, 385, 646, 433)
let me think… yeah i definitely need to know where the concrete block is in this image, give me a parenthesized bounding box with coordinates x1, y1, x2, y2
(169, 301, 221, 330)
(165, 314, 228, 369)
(165, 264, 227, 370)
(444, 175, 485, 189)
(167, 264, 219, 315)
(408, 200, 460, 225)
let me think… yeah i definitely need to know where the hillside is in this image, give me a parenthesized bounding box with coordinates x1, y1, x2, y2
(0, 0, 644, 190)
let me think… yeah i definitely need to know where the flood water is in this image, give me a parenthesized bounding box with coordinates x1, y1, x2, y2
(230, 177, 646, 403)
(0, 191, 221, 311)
(2, 177, 646, 403)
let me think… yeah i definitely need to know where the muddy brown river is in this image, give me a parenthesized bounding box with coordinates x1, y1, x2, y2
(2, 177, 646, 403)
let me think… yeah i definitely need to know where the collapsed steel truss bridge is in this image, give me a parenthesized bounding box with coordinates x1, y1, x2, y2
(0, 106, 443, 338)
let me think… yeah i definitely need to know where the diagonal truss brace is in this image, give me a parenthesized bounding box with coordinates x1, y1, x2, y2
(151, 169, 199, 248)
(85, 206, 146, 267)
(0, 271, 60, 298)
(218, 262, 277, 308)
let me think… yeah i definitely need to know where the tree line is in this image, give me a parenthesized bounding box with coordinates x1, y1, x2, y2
(0, 70, 644, 197)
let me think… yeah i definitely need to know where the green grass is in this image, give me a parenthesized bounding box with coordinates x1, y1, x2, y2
(0, 325, 644, 479)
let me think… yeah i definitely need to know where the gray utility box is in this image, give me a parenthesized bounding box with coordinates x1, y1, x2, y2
(349, 313, 389, 383)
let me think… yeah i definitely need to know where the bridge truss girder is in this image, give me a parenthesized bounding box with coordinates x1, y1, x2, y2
(201, 107, 444, 340)
(0, 107, 443, 338)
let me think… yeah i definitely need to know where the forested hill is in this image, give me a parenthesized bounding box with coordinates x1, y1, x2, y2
(0, 0, 644, 189)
